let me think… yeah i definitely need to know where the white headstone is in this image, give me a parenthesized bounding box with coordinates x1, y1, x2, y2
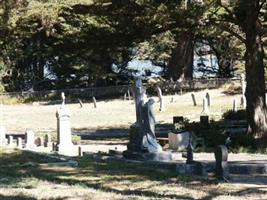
(61, 92, 65, 107)
(156, 86, 165, 112)
(56, 107, 76, 155)
(202, 97, 209, 114)
(168, 131, 190, 151)
(233, 98, 238, 112)
(8, 135, 13, 146)
(25, 130, 36, 150)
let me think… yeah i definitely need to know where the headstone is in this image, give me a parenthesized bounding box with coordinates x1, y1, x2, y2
(180, 88, 183, 96)
(127, 89, 131, 100)
(214, 145, 229, 179)
(17, 137, 23, 148)
(35, 137, 43, 147)
(202, 97, 209, 114)
(44, 134, 52, 147)
(186, 133, 194, 164)
(8, 135, 13, 146)
(168, 131, 190, 151)
(170, 97, 175, 103)
(156, 86, 165, 112)
(56, 106, 75, 155)
(78, 98, 83, 108)
(233, 98, 238, 112)
(124, 93, 127, 101)
(200, 115, 209, 127)
(0, 126, 6, 146)
(205, 92, 210, 107)
(61, 92, 65, 107)
(240, 96, 246, 109)
(78, 146, 82, 157)
(191, 93, 197, 106)
(240, 73, 246, 108)
(92, 96, 97, 108)
(25, 130, 36, 149)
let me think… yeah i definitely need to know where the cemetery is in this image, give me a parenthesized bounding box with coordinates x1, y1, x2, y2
(0, 78, 266, 199)
(1, 1, 267, 199)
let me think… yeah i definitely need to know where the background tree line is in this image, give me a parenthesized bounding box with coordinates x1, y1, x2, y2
(1, 0, 267, 139)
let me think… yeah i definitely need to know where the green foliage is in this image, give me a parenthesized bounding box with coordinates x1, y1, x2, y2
(222, 110, 246, 120)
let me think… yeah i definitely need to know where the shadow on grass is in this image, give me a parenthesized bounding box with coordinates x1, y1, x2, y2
(0, 149, 267, 199)
(0, 195, 36, 200)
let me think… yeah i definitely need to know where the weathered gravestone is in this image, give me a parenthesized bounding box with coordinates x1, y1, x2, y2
(8, 135, 13, 146)
(205, 92, 211, 107)
(191, 93, 197, 106)
(25, 130, 36, 150)
(240, 74, 246, 109)
(233, 98, 238, 112)
(44, 134, 52, 147)
(123, 78, 172, 161)
(156, 86, 165, 112)
(214, 145, 229, 179)
(17, 137, 23, 148)
(169, 131, 190, 151)
(61, 92, 65, 107)
(56, 106, 76, 155)
(35, 137, 43, 147)
(201, 97, 209, 114)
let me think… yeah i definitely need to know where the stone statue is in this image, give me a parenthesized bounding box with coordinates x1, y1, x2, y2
(141, 98, 162, 153)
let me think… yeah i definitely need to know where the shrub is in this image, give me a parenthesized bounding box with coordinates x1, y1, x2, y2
(222, 110, 246, 120)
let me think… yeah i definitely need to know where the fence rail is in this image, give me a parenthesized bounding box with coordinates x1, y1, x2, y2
(0, 78, 241, 100)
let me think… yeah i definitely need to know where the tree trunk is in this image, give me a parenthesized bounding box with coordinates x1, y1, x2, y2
(239, 1, 267, 138)
(167, 32, 194, 81)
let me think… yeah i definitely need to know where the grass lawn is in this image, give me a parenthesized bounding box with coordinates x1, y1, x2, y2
(0, 148, 266, 200)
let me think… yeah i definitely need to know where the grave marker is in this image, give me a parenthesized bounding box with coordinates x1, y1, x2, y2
(214, 145, 229, 179)
(191, 93, 197, 106)
(56, 106, 75, 155)
(25, 130, 36, 149)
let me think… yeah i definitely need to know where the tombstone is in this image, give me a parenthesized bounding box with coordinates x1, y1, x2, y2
(168, 131, 190, 151)
(44, 134, 52, 147)
(78, 146, 82, 157)
(127, 89, 131, 100)
(233, 98, 238, 112)
(61, 92, 65, 107)
(35, 137, 43, 147)
(180, 88, 183, 96)
(8, 135, 13, 146)
(205, 92, 211, 107)
(123, 78, 172, 161)
(17, 137, 23, 148)
(0, 126, 6, 146)
(214, 145, 229, 179)
(201, 97, 209, 114)
(92, 96, 97, 108)
(240, 96, 246, 109)
(170, 97, 175, 103)
(56, 106, 75, 155)
(191, 93, 197, 106)
(240, 74, 246, 108)
(186, 133, 194, 164)
(200, 115, 209, 127)
(156, 86, 165, 112)
(78, 98, 83, 108)
(25, 130, 36, 150)
(124, 93, 127, 101)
